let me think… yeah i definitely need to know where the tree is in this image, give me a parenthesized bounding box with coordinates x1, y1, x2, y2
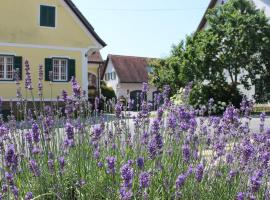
(150, 44, 185, 94)
(200, 0, 270, 90)
(151, 0, 270, 103)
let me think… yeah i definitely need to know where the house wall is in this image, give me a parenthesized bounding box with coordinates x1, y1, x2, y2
(0, 45, 84, 101)
(0, 0, 104, 100)
(0, 0, 94, 48)
(88, 63, 99, 76)
(104, 59, 119, 92)
(103, 59, 158, 101)
(116, 83, 157, 102)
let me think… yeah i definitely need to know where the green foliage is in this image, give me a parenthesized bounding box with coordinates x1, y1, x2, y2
(189, 83, 243, 114)
(150, 55, 185, 95)
(151, 0, 270, 103)
(254, 74, 270, 103)
(101, 81, 116, 100)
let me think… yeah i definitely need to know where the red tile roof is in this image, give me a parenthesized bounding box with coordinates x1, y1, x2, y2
(104, 55, 154, 83)
(88, 51, 103, 63)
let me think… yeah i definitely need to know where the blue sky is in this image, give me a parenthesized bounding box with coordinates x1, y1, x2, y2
(72, 0, 210, 58)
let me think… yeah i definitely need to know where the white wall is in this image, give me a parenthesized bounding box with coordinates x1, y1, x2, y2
(104, 59, 119, 93)
(103, 59, 158, 101)
(116, 83, 157, 101)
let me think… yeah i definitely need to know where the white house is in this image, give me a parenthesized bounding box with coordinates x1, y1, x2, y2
(197, 0, 270, 100)
(102, 54, 158, 103)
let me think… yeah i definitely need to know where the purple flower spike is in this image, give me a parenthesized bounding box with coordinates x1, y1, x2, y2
(120, 163, 134, 188)
(195, 164, 204, 183)
(236, 192, 245, 200)
(106, 156, 116, 174)
(120, 187, 133, 200)
(136, 157, 144, 169)
(139, 172, 151, 189)
(5, 172, 14, 186)
(59, 156, 65, 172)
(25, 192, 33, 200)
(182, 144, 190, 163)
(176, 174, 186, 190)
(29, 160, 41, 177)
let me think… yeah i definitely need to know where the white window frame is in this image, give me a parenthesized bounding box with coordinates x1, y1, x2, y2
(52, 58, 68, 82)
(0, 56, 14, 81)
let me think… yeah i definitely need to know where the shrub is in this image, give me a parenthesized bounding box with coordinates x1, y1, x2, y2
(189, 83, 243, 114)
(101, 81, 116, 100)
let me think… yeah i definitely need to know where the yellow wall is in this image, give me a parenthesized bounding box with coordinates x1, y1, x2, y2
(88, 63, 99, 75)
(0, 0, 93, 48)
(0, 46, 83, 100)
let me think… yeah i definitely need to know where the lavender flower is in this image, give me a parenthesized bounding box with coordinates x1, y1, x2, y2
(250, 170, 263, 193)
(59, 156, 65, 172)
(93, 150, 100, 160)
(148, 134, 163, 159)
(25, 192, 33, 200)
(120, 163, 134, 188)
(24, 60, 33, 90)
(139, 172, 151, 189)
(236, 192, 245, 200)
(120, 187, 133, 200)
(92, 124, 103, 141)
(1, 185, 8, 193)
(115, 102, 122, 118)
(62, 90, 68, 102)
(12, 186, 19, 199)
(65, 122, 74, 141)
(5, 172, 14, 185)
(31, 122, 40, 143)
(176, 174, 186, 190)
(48, 159, 54, 174)
(195, 164, 204, 183)
(136, 157, 144, 169)
(28, 160, 41, 177)
(106, 156, 116, 174)
(98, 162, 103, 168)
(71, 77, 81, 98)
(38, 65, 43, 97)
(4, 144, 16, 168)
(182, 144, 190, 163)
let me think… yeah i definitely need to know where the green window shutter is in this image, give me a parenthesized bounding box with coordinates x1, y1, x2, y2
(68, 59, 76, 81)
(45, 58, 53, 81)
(13, 56, 22, 80)
(40, 5, 56, 27)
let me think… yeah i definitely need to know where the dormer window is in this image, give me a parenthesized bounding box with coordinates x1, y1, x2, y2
(40, 5, 56, 27)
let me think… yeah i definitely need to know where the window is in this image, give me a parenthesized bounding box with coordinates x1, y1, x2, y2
(53, 59, 67, 81)
(0, 56, 14, 80)
(112, 72, 116, 80)
(40, 5, 56, 27)
(88, 73, 97, 87)
(105, 73, 110, 81)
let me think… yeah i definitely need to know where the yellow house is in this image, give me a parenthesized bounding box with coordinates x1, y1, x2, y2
(88, 51, 104, 100)
(0, 0, 106, 102)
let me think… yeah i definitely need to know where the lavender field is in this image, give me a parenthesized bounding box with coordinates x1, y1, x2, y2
(0, 63, 269, 200)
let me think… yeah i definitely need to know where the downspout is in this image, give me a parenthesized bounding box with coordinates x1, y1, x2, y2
(98, 63, 101, 98)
